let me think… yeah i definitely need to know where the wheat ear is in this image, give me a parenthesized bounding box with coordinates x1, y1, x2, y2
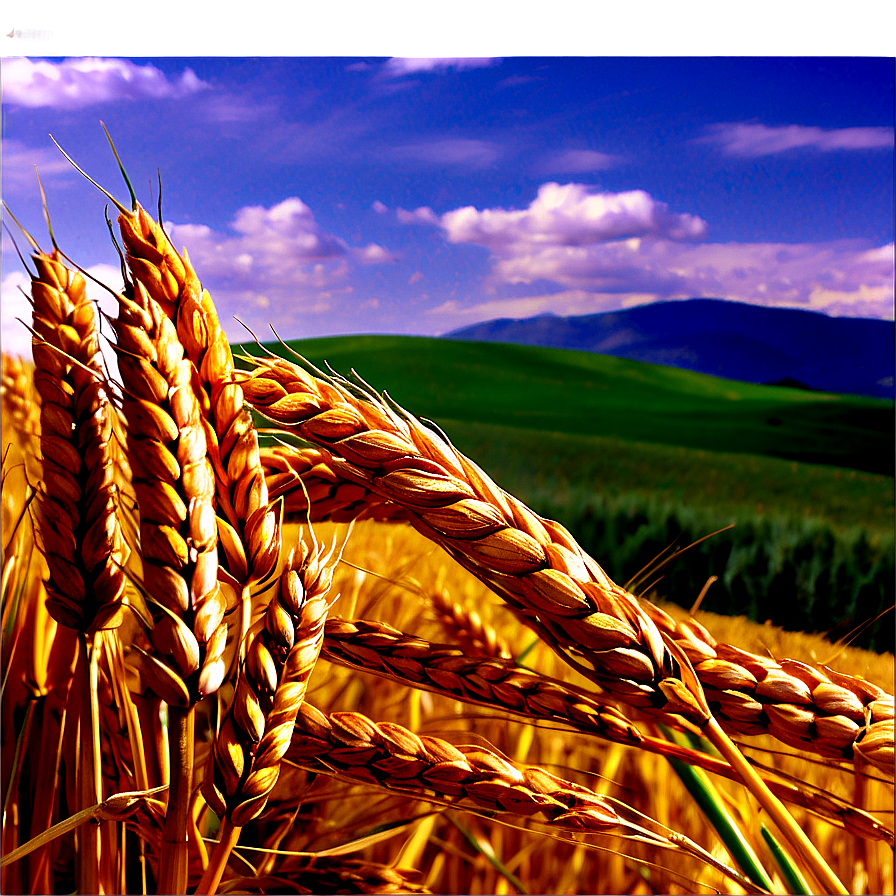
(428, 586, 513, 658)
(644, 601, 896, 773)
(113, 200, 279, 588)
(240, 355, 710, 725)
(27, 246, 125, 634)
(286, 704, 764, 893)
(198, 534, 334, 894)
(111, 271, 226, 893)
(321, 617, 892, 844)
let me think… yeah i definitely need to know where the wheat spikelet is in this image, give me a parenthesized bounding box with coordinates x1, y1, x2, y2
(262, 444, 403, 523)
(110, 275, 225, 705)
(204, 534, 333, 826)
(241, 356, 712, 728)
(644, 601, 896, 773)
(322, 617, 643, 748)
(428, 586, 512, 658)
(115, 202, 279, 588)
(28, 247, 125, 633)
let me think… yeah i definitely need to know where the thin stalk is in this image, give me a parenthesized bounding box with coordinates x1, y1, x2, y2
(196, 818, 241, 895)
(703, 716, 847, 896)
(74, 634, 102, 896)
(659, 725, 775, 892)
(159, 705, 195, 896)
(761, 825, 812, 895)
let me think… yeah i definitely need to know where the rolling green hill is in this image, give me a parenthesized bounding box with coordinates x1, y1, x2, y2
(237, 334, 894, 650)
(240, 335, 893, 477)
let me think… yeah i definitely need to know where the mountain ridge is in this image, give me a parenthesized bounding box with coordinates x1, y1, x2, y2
(444, 298, 895, 399)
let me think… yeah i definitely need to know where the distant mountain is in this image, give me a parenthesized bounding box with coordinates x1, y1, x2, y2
(444, 299, 895, 399)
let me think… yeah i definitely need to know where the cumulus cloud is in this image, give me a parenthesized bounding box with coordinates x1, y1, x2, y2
(413, 183, 894, 325)
(162, 197, 395, 339)
(700, 122, 894, 157)
(396, 206, 440, 226)
(382, 58, 501, 77)
(439, 183, 707, 250)
(2, 57, 209, 109)
(540, 148, 624, 174)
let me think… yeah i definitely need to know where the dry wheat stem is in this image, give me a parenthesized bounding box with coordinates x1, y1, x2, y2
(240, 355, 711, 727)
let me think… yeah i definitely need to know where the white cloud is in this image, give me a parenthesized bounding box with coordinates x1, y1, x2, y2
(382, 58, 501, 77)
(391, 138, 502, 169)
(1, 139, 75, 193)
(540, 148, 624, 174)
(439, 183, 707, 250)
(163, 197, 395, 340)
(700, 122, 894, 157)
(418, 184, 894, 323)
(1, 57, 209, 109)
(353, 244, 397, 265)
(396, 206, 440, 226)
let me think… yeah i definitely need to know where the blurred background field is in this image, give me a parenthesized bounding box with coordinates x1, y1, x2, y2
(241, 335, 894, 652)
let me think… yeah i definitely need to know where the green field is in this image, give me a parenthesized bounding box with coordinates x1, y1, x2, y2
(239, 335, 894, 650)
(241, 334, 893, 478)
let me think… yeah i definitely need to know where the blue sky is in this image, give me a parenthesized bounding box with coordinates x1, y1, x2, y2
(2, 54, 894, 357)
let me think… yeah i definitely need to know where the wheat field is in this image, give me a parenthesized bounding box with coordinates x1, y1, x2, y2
(0, 145, 893, 895)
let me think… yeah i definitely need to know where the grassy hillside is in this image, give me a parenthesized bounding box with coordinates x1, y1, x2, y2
(240, 334, 893, 476)
(238, 335, 894, 649)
